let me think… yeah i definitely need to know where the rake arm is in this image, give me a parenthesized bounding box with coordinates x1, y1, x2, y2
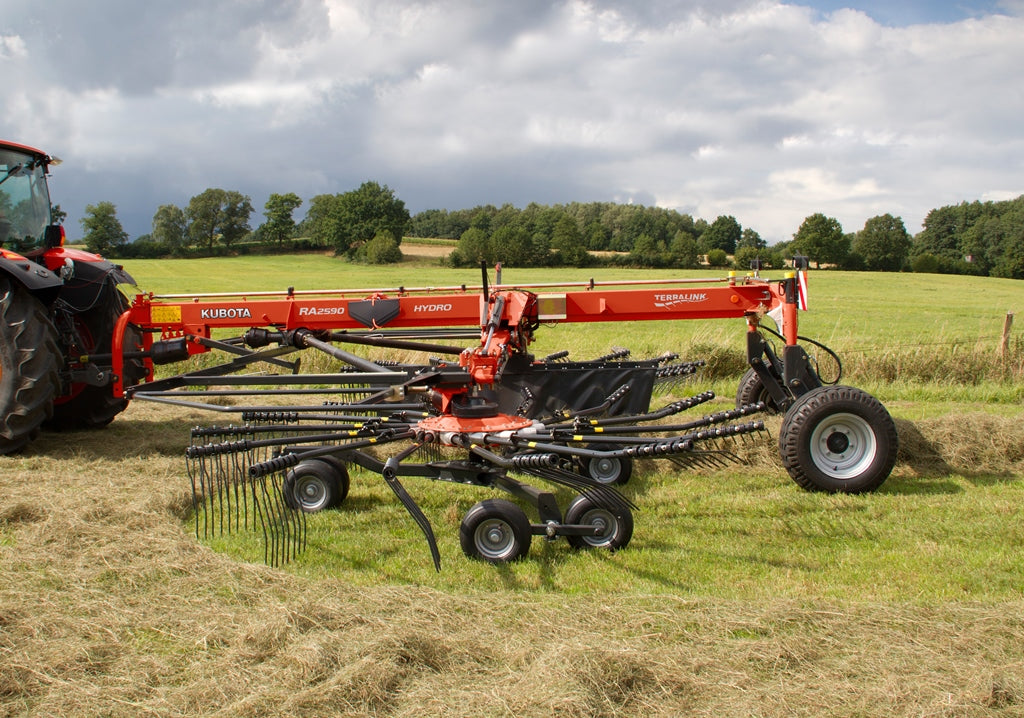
(382, 445, 442, 572)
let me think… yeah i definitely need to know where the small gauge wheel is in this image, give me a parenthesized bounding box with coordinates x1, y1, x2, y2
(582, 444, 633, 485)
(564, 494, 634, 551)
(459, 499, 532, 563)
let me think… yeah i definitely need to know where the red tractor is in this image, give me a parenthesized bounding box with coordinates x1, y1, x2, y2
(0, 139, 143, 454)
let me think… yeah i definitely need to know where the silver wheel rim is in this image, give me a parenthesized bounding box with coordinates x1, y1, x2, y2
(809, 412, 877, 480)
(474, 518, 518, 560)
(578, 508, 616, 548)
(588, 456, 622, 484)
(294, 476, 328, 511)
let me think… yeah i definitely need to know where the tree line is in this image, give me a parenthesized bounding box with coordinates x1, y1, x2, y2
(77, 186, 1024, 279)
(80, 181, 410, 262)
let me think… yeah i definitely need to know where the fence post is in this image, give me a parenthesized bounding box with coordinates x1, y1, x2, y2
(1000, 312, 1014, 359)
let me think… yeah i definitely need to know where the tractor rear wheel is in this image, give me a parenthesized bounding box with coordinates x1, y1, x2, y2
(48, 288, 145, 430)
(0, 278, 61, 454)
(778, 385, 897, 493)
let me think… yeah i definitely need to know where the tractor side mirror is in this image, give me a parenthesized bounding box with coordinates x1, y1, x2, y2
(791, 254, 809, 270)
(44, 224, 65, 249)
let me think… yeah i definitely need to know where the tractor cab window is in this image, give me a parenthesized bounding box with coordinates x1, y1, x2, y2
(0, 149, 52, 252)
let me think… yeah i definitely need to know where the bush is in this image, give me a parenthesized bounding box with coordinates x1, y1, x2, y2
(706, 248, 729, 267)
(841, 251, 866, 271)
(109, 238, 170, 259)
(356, 232, 403, 264)
(911, 253, 940, 274)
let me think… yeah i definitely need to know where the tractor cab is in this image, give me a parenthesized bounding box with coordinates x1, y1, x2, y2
(0, 141, 62, 256)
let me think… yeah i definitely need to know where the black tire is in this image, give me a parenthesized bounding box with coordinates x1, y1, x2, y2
(309, 455, 351, 504)
(48, 288, 146, 430)
(459, 498, 532, 563)
(582, 444, 633, 485)
(0, 278, 61, 454)
(564, 494, 634, 551)
(735, 367, 782, 413)
(778, 385, 897, 493)
(283, 458, 350, 512)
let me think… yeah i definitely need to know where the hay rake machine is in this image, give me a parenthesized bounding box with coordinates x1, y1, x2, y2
(116, 265, 897, 568)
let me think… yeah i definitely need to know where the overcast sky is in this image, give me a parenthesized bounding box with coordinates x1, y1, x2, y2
(2, 0, 1022, 244)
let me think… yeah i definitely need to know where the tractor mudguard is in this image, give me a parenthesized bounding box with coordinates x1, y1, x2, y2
(0, 251, 63, 304)
(44, 249, 136, 312)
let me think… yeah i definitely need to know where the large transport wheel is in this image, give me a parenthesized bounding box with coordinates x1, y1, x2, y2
(283, 457, 351, 512)
(0, 278, 61, 454)
(48, 288, 145, 430)
(778, 385, 897, 494)
(735, 367, 782, 413)
(564, 494, 634, 551)
(582, 443, 633, 486)
(459, 498, 532, 563)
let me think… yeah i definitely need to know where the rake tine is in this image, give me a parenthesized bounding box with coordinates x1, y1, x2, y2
(487, 449, 636, 512)
(521, 463, 635, 512)
(249, 472, 272, 565)
(187, 454, 203, 539)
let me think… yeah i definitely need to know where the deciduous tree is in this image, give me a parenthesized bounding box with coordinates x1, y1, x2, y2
(451, 227, 491, 266)
(551, 215, 588, 266)
(187, 189, 226, 249)
(792, 213, 847, 268)
(80, 201, 127, 255)
(335, 181, 410, 256)
(151, 204, 188, 253)
(262, 192, 302, 244)
(185, 188, 253, 249)
(219, 190, 253, 248)
(701, 215, 741, 254)
(853, 214, 911, 271)
(738, 227, 765, 250)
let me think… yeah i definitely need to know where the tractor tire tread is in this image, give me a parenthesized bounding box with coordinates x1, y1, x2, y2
(0, 279, 61, 454)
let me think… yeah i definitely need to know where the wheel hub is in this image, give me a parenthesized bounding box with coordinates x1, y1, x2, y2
(476, 518, 514, 558)
(809, 412, 877, 480)
(825, 430, 850, 454)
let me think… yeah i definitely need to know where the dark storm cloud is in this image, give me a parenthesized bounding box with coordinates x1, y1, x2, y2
(1, 0, 330, 94)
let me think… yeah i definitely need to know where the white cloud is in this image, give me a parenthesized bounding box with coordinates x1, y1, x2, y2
(0, 0, 1021, 242)
(0, 34, 27, 58)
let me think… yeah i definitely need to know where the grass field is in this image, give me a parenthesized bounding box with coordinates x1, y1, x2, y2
(1, 251, 1023, 716)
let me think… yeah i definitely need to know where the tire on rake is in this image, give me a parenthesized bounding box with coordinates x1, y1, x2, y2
(283, 458, 350, 513)
(582, 443, 633, 485)
(460, 498, 532, 563)
(778, 385, 897, 494)
(564, 494, 634, 551)
(735, 367, 782, 413)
